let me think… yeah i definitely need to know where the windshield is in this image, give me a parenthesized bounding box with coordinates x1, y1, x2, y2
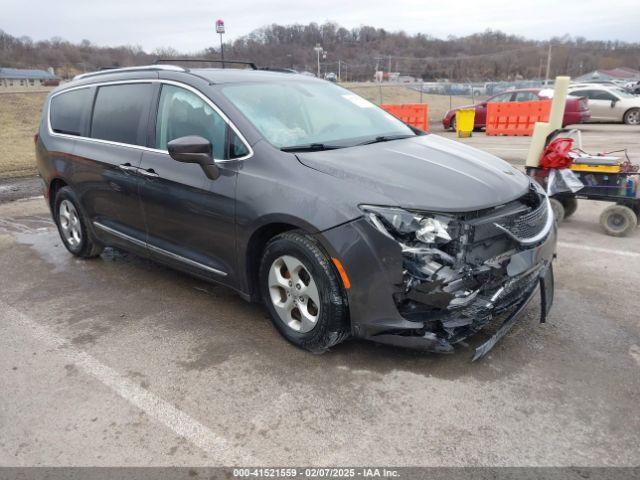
(221, 81, 415, 149)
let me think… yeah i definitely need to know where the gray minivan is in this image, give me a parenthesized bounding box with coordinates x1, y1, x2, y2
(36, 63, 556, 359)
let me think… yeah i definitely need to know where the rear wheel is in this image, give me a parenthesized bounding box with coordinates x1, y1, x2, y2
(623, 108, 640, 125)
(259, 231, 350, 352)
(599, 204, 637, 237)
(54, 186, 103, 258)
(549, 197, 566, 225)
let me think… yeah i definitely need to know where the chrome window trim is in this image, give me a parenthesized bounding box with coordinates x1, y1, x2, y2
(93, 221, 227, 277)
(47, 79, 254, 161)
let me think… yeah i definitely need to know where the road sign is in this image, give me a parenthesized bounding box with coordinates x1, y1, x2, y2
(215, 19, 225, 34)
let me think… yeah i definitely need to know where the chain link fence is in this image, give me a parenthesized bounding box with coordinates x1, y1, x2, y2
(340, 82, 483, 124)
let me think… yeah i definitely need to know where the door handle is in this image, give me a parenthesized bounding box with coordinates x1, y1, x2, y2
(118, 163, 138, 173)
(138, 168, 160, 178)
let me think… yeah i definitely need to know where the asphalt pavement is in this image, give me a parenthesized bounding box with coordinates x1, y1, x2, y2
(0, 123, 639, 466)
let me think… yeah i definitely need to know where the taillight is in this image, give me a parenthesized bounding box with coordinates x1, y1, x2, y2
(580, 98, 588, 111)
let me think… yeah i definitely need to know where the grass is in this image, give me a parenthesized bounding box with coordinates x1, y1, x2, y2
(0, 84, 478, 179)
(0, 91, 49, 178)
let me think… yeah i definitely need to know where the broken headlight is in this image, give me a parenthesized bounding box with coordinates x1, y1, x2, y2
(360, 205, 463, 282)
(360, 205, 454, 246)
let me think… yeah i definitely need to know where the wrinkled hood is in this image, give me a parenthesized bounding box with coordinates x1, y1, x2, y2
(296, 134, 530, 212)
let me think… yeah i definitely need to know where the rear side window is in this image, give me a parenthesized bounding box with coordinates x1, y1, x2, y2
(90, 84, 154, 146)
(514, 91, 539, 102)
(488, 92, 514, 103)
(50, 88, 92, 136)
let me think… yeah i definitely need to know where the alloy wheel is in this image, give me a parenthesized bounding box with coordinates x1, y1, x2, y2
(626, 109, 640, 125)
(267, 255, 320, 333)
(58, 199, 82, 248)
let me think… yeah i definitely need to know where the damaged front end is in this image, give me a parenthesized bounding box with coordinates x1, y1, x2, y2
(360, 181, 556, 359)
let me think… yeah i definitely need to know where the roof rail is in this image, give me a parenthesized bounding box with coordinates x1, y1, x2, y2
(73, 64, 186, 81)
(154, 58, 258, 70)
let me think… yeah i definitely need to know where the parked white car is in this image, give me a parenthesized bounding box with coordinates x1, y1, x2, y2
(568, 84, 640, 125)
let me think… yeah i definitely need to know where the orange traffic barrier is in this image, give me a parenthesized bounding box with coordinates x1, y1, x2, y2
(381, 103, 429, 132)
(486, 100, 551, 136)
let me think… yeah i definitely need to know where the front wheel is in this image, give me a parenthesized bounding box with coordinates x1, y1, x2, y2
(549, 197, 566, 225)
(259, 231, 350, 352)
(561, 197, 578, 219)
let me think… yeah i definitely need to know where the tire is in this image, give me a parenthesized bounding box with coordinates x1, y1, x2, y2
(259, 231, 350, 353)
(450, 117, 457, 132)
(623, 108, 640, 125)
(54, 186, 104, 258)
(549, 197, 566, 225)
(599, 205, 638, 237)
(561, 197, 578, 219)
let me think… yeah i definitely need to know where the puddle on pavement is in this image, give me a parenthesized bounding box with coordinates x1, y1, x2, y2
(14, 229, 77, 274)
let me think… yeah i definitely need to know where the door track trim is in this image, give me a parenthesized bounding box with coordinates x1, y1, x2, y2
(93, 221, 228, 277)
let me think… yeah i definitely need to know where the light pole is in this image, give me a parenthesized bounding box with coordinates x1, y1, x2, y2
(314, 44, 323, 78)
(216, 19, 225, 67)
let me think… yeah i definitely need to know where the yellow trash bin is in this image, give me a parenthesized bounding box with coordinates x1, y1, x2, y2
(456, 108, 475, 138)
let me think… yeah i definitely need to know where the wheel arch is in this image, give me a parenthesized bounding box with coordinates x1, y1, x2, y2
(244, 221, 306, 301)
(623, 107, 640, 124)
(242, 214, 345, 301)
(48, 177, 69, 213)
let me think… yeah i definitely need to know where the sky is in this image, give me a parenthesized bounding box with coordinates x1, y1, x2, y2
(3, 0, 639, 52)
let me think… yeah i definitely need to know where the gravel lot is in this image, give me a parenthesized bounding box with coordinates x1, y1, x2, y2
(0, 125, 639, 467)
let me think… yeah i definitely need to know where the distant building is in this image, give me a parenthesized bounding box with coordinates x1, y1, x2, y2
(574, 67, 640, 84)
(0, 67, 59, 88)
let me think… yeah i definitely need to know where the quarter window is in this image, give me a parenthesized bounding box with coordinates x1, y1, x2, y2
(155, 85, 234, 159)
(50, 88, 92, 136)
(90, 83, 154, 146)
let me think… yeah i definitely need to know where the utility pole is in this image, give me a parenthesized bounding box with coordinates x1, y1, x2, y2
(337, 59, 341, 82)
(544, 43, 552, 85)
(314, 44, 323, 78)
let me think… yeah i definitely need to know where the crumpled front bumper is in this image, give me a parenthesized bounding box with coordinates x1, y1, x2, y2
(318, 213, 556, 360)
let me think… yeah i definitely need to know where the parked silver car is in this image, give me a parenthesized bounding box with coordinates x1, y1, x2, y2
(568, 84, 640, 125)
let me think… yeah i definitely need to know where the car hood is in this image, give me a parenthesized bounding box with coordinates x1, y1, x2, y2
(296, 134, 530, 212)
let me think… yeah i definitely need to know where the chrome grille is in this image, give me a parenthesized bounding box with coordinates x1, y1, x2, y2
(494, 196, 551, 244)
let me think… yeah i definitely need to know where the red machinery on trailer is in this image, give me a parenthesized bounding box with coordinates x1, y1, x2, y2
(526, 129, 640, 237)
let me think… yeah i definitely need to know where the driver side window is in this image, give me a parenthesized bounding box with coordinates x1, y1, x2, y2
(591, 90, 617, 101)
(155, 85, 229, 159)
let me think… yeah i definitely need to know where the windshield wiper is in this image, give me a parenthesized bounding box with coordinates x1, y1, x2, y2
(357, 134, 415, 146)
(280, 143, 343, 152)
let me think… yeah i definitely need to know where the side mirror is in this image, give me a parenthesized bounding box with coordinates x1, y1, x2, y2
(610, 99, 618, 107)
(479, 101, 487, 107)
(167, 136, 220, 180)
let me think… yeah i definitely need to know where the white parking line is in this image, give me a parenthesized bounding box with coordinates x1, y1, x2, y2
(2, 300, 253, 464)
(557, 241, 640, 258)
